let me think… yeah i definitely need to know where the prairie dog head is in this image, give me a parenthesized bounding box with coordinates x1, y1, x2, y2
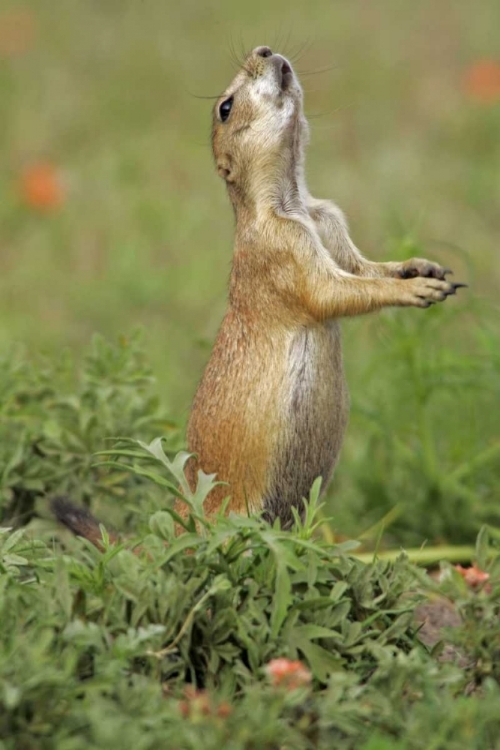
(212, 46, 308, 199)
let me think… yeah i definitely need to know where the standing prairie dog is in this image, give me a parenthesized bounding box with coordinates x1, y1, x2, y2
(183, 46, 464, 528)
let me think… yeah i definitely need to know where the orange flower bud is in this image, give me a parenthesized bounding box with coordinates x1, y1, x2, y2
(216, 701, 233, 718)
(178, 687, 220, 718)
(454, 564, 490, 588)
(463, 60, 500, 104)
(19, 162, 65, 212)
(265, 658, 312, 689)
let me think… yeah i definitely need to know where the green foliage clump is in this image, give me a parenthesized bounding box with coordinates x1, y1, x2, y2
(0, 332, 176, 527)
(0, 336, 500, 749)
(433, 526, 500, 688)
(334, 295, 500, 546)
(1, 437, 500, 748)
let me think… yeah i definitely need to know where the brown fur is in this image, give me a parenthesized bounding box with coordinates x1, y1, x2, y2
(183, 46, 464, 527)
(51, 497, 119, 550)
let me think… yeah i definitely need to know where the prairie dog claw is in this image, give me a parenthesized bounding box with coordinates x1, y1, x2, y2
(398, 258, 452, 281)
(398, 277, 467, 308)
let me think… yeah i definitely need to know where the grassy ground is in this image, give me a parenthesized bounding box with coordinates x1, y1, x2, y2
(1, 5, 499, 537)
(2, 375, 500, 748)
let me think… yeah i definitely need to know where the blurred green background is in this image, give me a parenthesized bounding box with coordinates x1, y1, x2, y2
(1, 0, 499, 544)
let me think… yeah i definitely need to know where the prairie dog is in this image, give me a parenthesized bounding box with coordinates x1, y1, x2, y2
(183, 46, 464, 528)
(52, 48, 464, 545)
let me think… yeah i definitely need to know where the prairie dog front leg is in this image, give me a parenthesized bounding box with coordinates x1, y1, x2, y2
(307, 197, 451, 281)
(272, 220, 462, 320)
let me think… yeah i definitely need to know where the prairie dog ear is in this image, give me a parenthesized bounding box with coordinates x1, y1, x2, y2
(216, 155, 234, 182)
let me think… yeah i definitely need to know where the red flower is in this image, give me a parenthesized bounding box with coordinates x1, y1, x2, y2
(19, 162, 65, 212)
(463, 60, 500, 104)
(178, 687, 232, 719)
(265, 658, 312, 689)
(454, 564, 490, 588)
(216, 701, 233, 719)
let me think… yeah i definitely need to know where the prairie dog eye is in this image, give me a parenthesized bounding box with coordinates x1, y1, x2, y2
(219, 97, 233, 122)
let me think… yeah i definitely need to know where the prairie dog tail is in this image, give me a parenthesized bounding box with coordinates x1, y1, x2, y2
(51, 497, 119, 550)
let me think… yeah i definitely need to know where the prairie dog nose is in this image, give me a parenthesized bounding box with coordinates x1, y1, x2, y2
(254, 46, 273, 58)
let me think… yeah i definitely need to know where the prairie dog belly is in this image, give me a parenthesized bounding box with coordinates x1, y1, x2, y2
(186, 317, 349, 523)
(263, 321, 349, 526)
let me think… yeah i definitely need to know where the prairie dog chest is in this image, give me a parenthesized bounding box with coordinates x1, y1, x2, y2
(286, 321, 343, 398)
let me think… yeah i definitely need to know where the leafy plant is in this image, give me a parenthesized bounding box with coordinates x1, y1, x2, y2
(0, 441, 499, 748)
(0, 336, 499, 748)
(334, 295, 500, 546)
(0, 331, 177, 527)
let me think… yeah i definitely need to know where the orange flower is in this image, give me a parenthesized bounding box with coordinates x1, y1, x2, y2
(19, 162, 65, 212)
(0, 11, 36, 58)
(463, 60, 500, 104)
(216, 701, 233, 719)
(265, 658, 312, 689)
(178, 687, 232, 719)
(454, 564, 490, 588)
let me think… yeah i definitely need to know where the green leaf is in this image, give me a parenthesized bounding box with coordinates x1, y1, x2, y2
(160, 533, 204, 563)
(292, 623, 342, 640)
(295, 639, 344, 681)
(3, 553, 29, 567)
(271, 561, 292, 638)
(149, 511, 175, 540)
(93, 461, 185, 498)
(2, 528, 26, 553)
(189, 469, 222, 515)
(138, 439, 192, 494)
(475, 525, 490, 570)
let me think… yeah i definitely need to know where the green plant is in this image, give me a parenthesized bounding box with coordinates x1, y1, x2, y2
(0, 336, 498, 748)
(332, 295, 500, 546)
(0, 332, 177, 528)
(0, 437, 499, 748)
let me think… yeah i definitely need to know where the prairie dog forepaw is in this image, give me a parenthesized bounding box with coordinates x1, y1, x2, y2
(399, 278, 467, 308)
(398, 258, 452, 280)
